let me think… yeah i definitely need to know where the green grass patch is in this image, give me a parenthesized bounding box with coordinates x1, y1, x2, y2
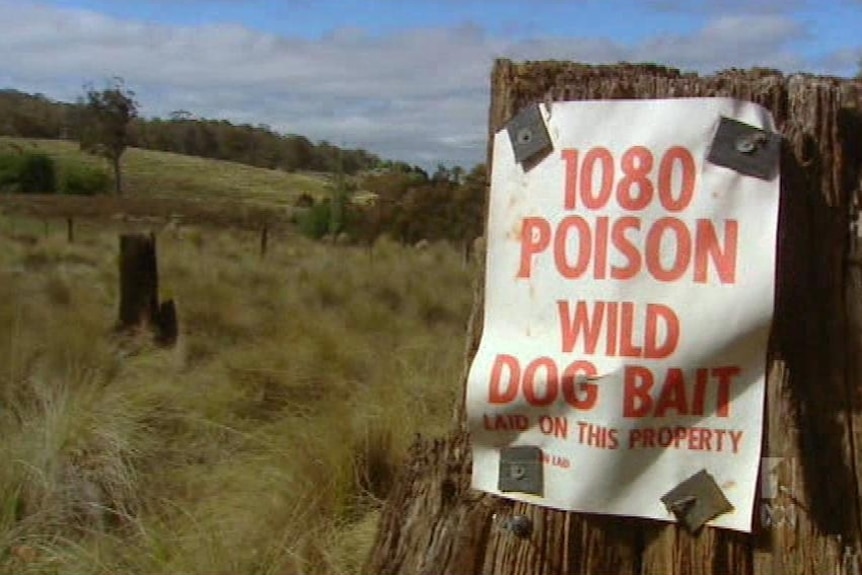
(0, 137, 330, 207)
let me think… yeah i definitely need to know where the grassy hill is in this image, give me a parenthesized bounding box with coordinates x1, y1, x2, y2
(0, 137, 330, 209)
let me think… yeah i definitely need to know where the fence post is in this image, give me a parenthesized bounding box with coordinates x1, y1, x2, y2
(363, 61, 862, 575)
(260, 222, 269, 258)
(117, 233, 178, 346)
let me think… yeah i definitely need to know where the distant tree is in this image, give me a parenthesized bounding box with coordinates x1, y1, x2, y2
(450, 165, 465, 185)
(0, 89, 71, 139)
(431, 163, 450, 183)
(1, 87, 383, 178)
(283, 135, 314, 171)
(169, 109, 193, 121)
(78, 78, 139, 194)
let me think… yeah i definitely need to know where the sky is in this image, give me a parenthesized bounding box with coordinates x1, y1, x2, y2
(1, 0, 860, 169)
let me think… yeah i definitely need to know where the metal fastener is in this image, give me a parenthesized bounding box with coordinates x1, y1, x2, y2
(501, 514, 533, 538)
(660, 469, 733, 532)
(505, 103, 553, 166)
(510, 464, 526, 480)
(735, 132, 769, 154)
(498, 445, 544, 496)
(707, 116, 780, 180)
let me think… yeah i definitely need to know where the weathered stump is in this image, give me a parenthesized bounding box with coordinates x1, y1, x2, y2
(117, 233, 177, 345)
(260, 222, 269, 258)
(364, 61, 862, 575)
(155, 299, 178, 347)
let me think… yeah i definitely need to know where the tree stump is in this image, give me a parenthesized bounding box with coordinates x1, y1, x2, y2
(117, 233, 177, 346)
(260, 222, 269, 258)
(155, 299, 178, 347)
(364, 61, 862, 575)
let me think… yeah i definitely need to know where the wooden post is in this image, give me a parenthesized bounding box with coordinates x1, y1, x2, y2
(260, 222, 269, 258)
(364, 62, 862, 575)
(117, 233, 178, 345)
(118, 233, 160, 330)
(66, 217, 73, 243)
(155, 300, 178, 346)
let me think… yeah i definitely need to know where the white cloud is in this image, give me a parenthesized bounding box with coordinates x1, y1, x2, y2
(634, 15, 806, 70)
(0, 1, 851, 169)
(647, 0, 808, 13)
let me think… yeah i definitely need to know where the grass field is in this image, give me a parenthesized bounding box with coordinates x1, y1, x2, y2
(0, 137, 330, 208)
(0, 211, 477, 574)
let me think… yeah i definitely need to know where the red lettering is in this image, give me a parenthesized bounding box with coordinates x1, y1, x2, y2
(610, 217, 641, 280)
(580, 147, 614, 209)
(608, 428, 619, 449)
(699, 427, 713, 450)
(487, 356, 600, 411)
(628, 426, 743, 452)
(561, 145, 696, 213)
(694, 219, 738, 284)
(617, 146, 654, 210)
(645, 217, 691, 281)
(605, 301, 618, 356)
(623, 365, 653, 417)
(528, 145, 740, 285)
(554, 216, 591, 278)
(489, 354, 520, 404)
(517, 217, 551, 278)
(561, 360, 598, 409)
(558, 300, 603, 354)
(619, 302, 642, 357)
(594, 216, 609, 279)
(712, 366, 740, 417)
(692, 368, 709, 415)
(523, 357, 558, 406)
(644, 303, 679, 358)
(642, 427, 656, 447)
(658, 146, 696, 211)
(653, 368, 688, 417)
(562, 148, 579, 210)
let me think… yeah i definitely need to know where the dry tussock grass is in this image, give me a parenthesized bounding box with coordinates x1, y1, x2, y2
(0, 214, 476, 574)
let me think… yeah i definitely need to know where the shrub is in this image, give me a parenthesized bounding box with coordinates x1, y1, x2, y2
(61, 163, 110, 196)
(0, 152, 57, 194)
(297, 199, 332, 240)
(294, 192, 315, 208)
(18, 153, 57, 194)
(0, 154, 22, 192)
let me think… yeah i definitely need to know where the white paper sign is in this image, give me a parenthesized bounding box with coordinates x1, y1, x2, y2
(467, 98, 779, 532)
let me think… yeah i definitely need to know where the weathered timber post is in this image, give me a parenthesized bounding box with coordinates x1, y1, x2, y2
(118, 233, 160, 329)
(364, 61, 862, 575)
(260, 221, 269, 258)
(155, 299, 178, 346)
(66, 217, 73, 243)
(118, 233, 178, 345)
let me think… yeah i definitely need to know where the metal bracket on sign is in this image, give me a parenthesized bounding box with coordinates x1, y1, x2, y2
(660, 469, 733, 532)
(505, 103, 553, 167)
(706, 116, 781, 180)
(498, 445, 544, 496)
